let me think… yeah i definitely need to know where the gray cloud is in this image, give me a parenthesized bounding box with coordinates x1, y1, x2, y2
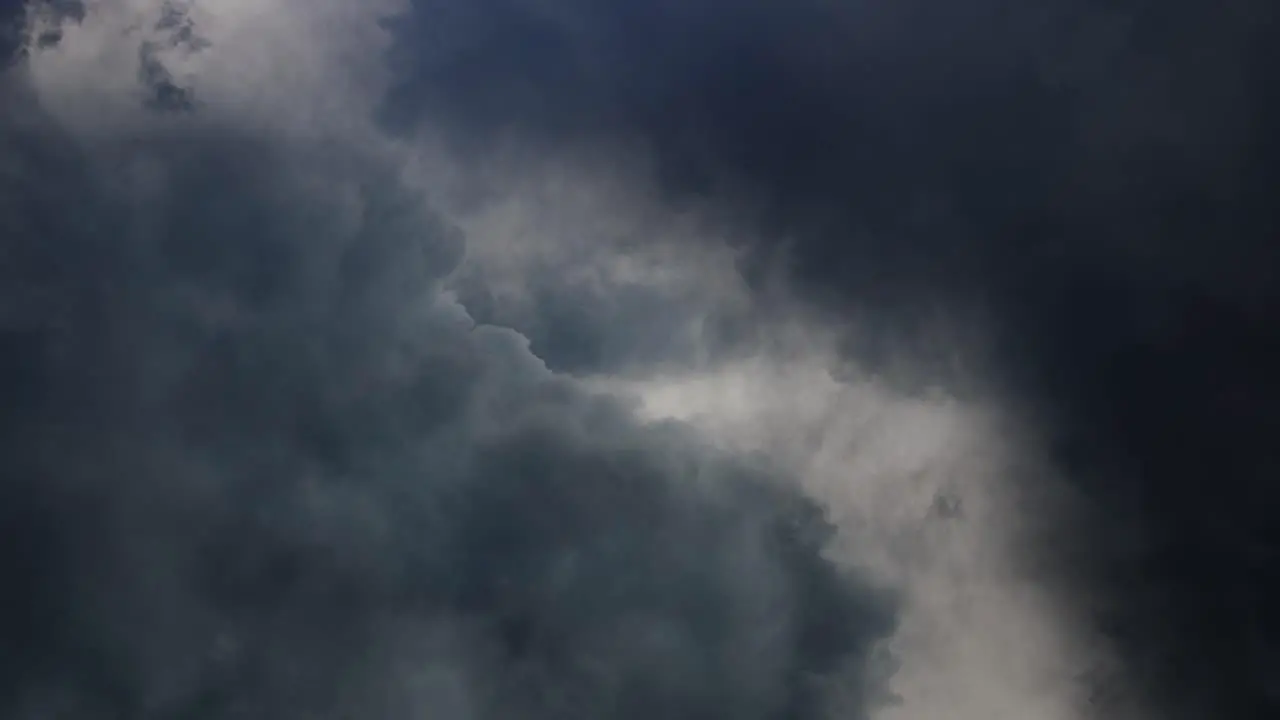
(0, 4, 894, 718)
(8, 0, 1280, 717)
(379, 1, 1280, 717)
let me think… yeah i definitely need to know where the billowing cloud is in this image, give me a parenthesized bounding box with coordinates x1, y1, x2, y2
(378, 1, 1280, 717)
(0, 2, 895, 718)
(6, 1, 1279, 719)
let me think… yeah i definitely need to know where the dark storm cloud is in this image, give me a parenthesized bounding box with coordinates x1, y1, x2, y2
(451, 261, 754, 376)
(455, 273, 695, 373)
(0, 8, 895, 718)
(383, 0, 1280, 717)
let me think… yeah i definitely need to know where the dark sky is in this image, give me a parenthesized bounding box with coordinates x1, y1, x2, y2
(3, 1, 1280, 718)
(382, 1, 1280, 716)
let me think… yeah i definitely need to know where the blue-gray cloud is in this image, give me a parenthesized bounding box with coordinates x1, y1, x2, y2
(380, 1, 1280, 717)
(0, 4, 895, 718)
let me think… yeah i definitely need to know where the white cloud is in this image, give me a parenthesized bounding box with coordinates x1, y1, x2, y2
(21, 0, 399, 138)
(607, 355, 1121, 720)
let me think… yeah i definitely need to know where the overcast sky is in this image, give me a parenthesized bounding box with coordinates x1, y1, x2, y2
(2, 2, 1277, 719)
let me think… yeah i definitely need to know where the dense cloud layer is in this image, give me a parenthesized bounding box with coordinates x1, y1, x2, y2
(5, 0, 1279, 718)
(381, 1, 1280, 718)
(0, 2, 896, 718)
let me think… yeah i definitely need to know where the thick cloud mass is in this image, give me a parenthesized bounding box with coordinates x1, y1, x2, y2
(6, 0, 1280, 718)
(0, 3, 894, 718)
(383, 1, 1280, 718)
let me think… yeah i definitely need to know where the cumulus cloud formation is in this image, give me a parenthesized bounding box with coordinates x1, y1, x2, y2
(380, 1, 1280, 718)
(0, 2, 895, 718)
(4, 1, 1278, 719)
